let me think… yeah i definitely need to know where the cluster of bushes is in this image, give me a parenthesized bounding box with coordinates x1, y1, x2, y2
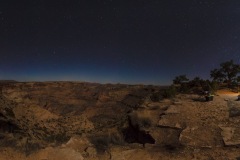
(171, 60, 240, 93)
(162, 85, 177, 98)
(150, 85, 177, 101)
(172, 60, 240, 94)
(150, 75, 223, 102)
(172, 75, 221, 94)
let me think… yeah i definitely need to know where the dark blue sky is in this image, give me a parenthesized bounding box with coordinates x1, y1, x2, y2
(0, 0, 240, 85)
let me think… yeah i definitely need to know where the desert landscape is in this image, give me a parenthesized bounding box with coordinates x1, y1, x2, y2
(1, 1, 240, 159)
(0, 81, 240, 160)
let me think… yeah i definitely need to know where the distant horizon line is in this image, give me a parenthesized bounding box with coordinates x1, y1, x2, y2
(0, 79, 171, 86)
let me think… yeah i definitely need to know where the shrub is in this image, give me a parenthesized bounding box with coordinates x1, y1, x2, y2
(162, 85, 177, 98)
(201, 80, 219, 94)
(209, 81, 219, 94)
(150, 92, 162, 102)
(173, 75, 189, 84)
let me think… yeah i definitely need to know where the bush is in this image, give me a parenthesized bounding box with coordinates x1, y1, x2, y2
(162, 85, 177, 98)
(201, 80, 219, 94)
(150, 92, 162, 102)
(209, 81, 219, 94)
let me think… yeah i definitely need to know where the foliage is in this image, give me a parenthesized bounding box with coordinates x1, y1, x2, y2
(162, 85, 177, 98)
(210, 60, 240, 85)
(208, 81, 219, 94)
(179, 83, 191, 93)
(173, 75, 189, 84)
(210, 69, 225, 82)
(171, 60, 240, 93)
(189, 76, 205, 87)
(150, 92, 161, 102)
(197, 80, 219, 94)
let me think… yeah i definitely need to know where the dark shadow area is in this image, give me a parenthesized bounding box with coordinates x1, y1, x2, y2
(192, 98, 207, 102)
(163, 144, 184, 153)
(122, 116, 155, 147)
(0, 120, 21, 133)
(229, 107, 240, 117)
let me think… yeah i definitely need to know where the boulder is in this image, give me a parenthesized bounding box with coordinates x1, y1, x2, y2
(158, 117, 182, 129)
(179, 127, 214, 147)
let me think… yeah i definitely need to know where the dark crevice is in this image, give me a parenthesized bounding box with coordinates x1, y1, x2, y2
(122, 116, 155, 147)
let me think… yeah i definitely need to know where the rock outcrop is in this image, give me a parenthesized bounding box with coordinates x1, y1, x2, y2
(0, 82, 240, 159)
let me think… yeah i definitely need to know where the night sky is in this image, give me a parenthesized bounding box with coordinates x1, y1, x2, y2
(1, 0, 240, 85)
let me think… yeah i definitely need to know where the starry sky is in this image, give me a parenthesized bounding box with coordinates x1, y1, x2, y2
(0, 0, 240, 85)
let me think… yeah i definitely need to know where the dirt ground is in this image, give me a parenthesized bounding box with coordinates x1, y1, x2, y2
(0, 82, 240, 160)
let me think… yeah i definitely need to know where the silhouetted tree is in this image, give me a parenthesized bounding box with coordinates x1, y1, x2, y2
(189, 76, 205, 87)
(210, 69, 225, 82)
(210, 60, 240, 85)
(173, 75, 189, 84)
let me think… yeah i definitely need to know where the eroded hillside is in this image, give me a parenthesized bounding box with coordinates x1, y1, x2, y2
(0, 82, 240, 160)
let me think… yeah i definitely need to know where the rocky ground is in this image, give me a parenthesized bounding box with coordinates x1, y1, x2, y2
(0, 81, 240, 160)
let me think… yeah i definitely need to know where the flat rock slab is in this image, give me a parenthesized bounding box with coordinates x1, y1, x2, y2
(179, 127, 215, 147)
(158, 116, 182, 129)
(164, 105, 180, 114)
(219, 126, 240, 146)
